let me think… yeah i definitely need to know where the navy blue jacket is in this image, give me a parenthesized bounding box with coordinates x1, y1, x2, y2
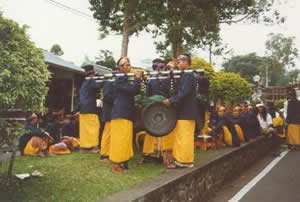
(197, 76, 210, 96)
(240, 111, 261, 139)
(111, 76, 141, 121)
(146, 78, 172, 98)
(146, 79, 162, 96)
(102, 81, 114, 122)
(79, 78, 100, 114)
(287, 99, 300, 124)
(62, 122, 79, 138)
(160, 78, 179, 98)
(168, 72, 198, 120)
(44, 122, 62, 143)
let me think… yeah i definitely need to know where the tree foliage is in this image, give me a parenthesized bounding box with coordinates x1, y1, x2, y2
(95, 50, 116, 69)
(209, 71, 252, 104)
(0, 13, 50, 182)
(151, 0, 284, 57)
(191, 57, 252, 104)
(191, 56, 216, 79)
(265, 33, 298, 68)
(264, 33, 298, 86)
(50, 44, 64, 56)
(89, 0, 159, 56)
(222, 53, 265, 83)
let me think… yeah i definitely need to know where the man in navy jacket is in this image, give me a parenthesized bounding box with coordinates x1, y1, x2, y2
(163, 54, 198, 168)
(79, 64, 101, 153)
(99, 80, 114, 162)
(109, 57, 143, 173)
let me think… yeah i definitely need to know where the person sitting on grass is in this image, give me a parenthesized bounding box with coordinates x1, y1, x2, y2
(62, 111, 79, 138)
(19, 112, 54, 157)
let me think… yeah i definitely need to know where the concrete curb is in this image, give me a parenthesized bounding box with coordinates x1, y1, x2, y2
(102, 136, 280, 202)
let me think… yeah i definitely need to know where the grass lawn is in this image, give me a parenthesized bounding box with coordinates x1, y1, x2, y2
(0, 150, 210, 202)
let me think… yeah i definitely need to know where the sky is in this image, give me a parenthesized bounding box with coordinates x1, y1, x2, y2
(0, 0, 299, 70)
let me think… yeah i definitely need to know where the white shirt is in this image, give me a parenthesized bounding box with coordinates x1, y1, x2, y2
(257, 113, 273, 129)
(283, 100, 288, 119)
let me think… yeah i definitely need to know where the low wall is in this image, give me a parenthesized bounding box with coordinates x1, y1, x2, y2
(102, 136, 280, 202)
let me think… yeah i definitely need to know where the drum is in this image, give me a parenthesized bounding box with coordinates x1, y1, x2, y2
(141, 102, 177, 137)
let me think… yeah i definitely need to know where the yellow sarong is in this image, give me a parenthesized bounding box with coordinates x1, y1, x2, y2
(142, 129, 174, 155)
(143, 134, 156, 154)
(109, 119, 134, 163)
(287, 124, 300, 145)
(273, 117, 285, 138)
(200, 111, 210, 135)
(100, 121, 111, 156)
(24, 141, 40, 156)
(79, 114, 100, 148)
(161, 129, 175, 151)
(235, 124, 245, 143)
(172, 120, 195, 164)
(23, 136, 48, 156)
(49, 145, 71, 155)
(223, 126, 233, 146)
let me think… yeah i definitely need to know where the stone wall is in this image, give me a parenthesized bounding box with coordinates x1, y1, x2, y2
(102, 136, 280, 202)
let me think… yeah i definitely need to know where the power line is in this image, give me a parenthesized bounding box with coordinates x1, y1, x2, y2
(44, 0, 95, 22)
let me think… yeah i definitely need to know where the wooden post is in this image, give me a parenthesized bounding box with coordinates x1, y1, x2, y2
(71, 76, 75, 112)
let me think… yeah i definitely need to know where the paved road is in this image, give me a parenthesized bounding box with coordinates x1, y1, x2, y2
(210, 150, 300, 202)
(240, 151, 300, 202)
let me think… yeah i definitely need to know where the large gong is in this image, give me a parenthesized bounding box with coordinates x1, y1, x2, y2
(141, 102, 177, 137)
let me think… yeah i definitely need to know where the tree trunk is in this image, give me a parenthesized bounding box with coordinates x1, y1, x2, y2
(120, 1, 135, 57)
(121, 26, 130, 57)
(172, 40, 182, 58)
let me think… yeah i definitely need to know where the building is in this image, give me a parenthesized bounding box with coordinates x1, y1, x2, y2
(44, 50, 112, 113)
(263, 86, 287, 103)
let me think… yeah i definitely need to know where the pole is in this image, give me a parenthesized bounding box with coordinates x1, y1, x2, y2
(71, 76, 74, 112)
(265, 66, 269, 87)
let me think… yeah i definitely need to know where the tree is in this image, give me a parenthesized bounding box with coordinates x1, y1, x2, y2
(81, 55, 93, 67)
(264, 33, 298, 86)
(191, 56, 216, 80)
(50, 44, 64, 56)
(151, 0, 284, 57)
(95, 50, 116, 69)
(89, 0, 160, 57)
(0, 13, 50, 184)
(286, 69, 300, 84)
(209, 72, 252, 104)
(222, 53, 265, 83)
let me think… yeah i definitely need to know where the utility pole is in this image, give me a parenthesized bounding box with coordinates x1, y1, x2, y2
(209, 42, 212, 64)
(265, 65, 269, 87)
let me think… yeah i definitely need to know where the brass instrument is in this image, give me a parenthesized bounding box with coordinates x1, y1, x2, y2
(86, 69, 204, 82)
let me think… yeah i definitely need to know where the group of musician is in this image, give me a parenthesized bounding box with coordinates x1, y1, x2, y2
(81, 54, 200, 172)
(18, 54, 300, 173)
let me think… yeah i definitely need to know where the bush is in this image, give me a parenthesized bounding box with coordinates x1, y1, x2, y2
(209, 71, 253, 104)
(0, 13, 50, 183)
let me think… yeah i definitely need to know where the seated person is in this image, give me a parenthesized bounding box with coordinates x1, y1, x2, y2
(62, 111, 79, 138)
(240, 102, 261, 140)
(44, 111, 79, 154)
(44, 111, 64, 143)
(209, 106, 240, 147)
(256, 103, 277, 136)
(227, 106, 246, 143)
(19, 113, 54, 157)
